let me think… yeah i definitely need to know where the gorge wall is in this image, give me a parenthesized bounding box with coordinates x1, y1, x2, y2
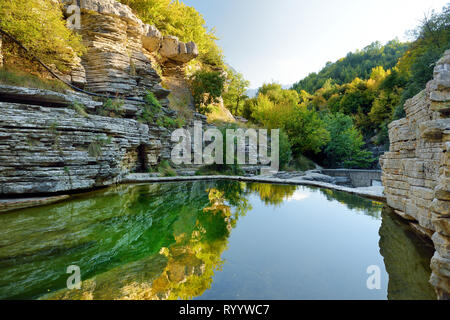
(380, 50, 450, 300)
(0, 0, 208, 195)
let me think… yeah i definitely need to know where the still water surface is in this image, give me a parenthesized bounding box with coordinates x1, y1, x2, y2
(0, 181, 436, 300)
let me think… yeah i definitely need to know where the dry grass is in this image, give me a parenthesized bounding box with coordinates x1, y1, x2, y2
(0, 66, 69, 93)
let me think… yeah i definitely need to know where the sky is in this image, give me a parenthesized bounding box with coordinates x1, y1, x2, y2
(183, 0, 449, 89)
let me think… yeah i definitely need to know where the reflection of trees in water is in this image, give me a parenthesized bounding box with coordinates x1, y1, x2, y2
(378, 207, 436, 300)
(0, 181, 252, 300)
(245, 183, 297, 206)
(1, 181, 434, 300)
(318, 188, 383, 219)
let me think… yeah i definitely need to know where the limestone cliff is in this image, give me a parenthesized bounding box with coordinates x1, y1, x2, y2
(380, 50, 450, 299)
(63, 0, 198, 104)
(0, 0, 209, 195)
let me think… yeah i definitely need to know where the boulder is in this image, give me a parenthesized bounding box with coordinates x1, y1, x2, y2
(160, 36, 199, 63)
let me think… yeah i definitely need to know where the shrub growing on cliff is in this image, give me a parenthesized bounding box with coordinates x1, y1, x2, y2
(190, 70, 225, 114)
(0, 0, 85, 71)
(139, 91, 162, 123)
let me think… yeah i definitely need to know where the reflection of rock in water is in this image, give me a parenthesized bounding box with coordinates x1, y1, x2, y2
(0, 181, 243, 300)
(319, 188, 383, 219)
(44, 245, 207, 300)
(379, 207, 436, 300)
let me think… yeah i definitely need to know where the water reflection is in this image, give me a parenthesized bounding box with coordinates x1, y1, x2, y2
(0, 181, 435, 300)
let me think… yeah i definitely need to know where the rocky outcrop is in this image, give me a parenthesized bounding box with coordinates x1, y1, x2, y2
(0, 83, 207, 195)
(0, 100, 152, 194)
(65, 0, 198, 103)
(380, 50, 450, 300)
(0, 0, 206, 191)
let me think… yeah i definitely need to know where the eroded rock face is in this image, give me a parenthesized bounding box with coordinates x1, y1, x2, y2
(380, 50, 450, 300)
(0, 83, 209, 195)
(68, 0, 197, 100)
(0, 101, 153, 194)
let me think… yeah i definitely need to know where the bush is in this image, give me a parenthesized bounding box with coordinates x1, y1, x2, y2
(157, 160, 177, 177)
(290, 155, 317, 172)
(0, 0, 84, 71)
(139, 91, 162, 123)
(97, 98, 125, 117)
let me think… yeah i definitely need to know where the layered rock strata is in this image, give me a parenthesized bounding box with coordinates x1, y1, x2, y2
(65, 0, 198, 104)
(0, 84, 208, 195)
(380, 50, 450, 300)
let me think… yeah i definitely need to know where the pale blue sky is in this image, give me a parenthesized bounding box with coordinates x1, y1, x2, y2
(183, 0, 449, 88)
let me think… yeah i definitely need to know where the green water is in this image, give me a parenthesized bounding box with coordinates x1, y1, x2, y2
(0, 181, 436, 300)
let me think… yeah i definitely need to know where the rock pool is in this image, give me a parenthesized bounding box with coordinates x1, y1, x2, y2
(0, 181, 436, 300)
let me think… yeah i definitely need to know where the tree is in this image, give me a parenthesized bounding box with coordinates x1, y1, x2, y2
(189, 70, 225, 114)
(292, 40, 409, 94)
(322, 113, 374, 168)
(398, 4, 450, 102)
(223, 69, 250, 116)
(0, 0, 84, 71)
(283, 105, 330, 155)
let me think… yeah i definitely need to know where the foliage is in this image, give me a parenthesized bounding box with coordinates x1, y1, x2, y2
(283, 105, 330, 155)
(288, 4, 450, 149)
(196, 123, 244, 176)
(156, 160, 177, 177)
(397, 4, 450, 103)
(88, 136, 113, 159)
(321, 113, 375, 168)
(244, 83, 328, 157)
(97, 98, 125, 117)
(0, 0, 85, 71)
(278, 130, 292, 170)
(292, 40, 409, 94)
(70, 101, 89, 118)
(223, 68, 250, 116)
(190, 70, 225, 114)
(289, 154, 317, 172)
(139, 91, 163, 123)
(118, 0, 224, 68)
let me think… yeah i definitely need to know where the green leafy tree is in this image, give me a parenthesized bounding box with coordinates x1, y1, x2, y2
(322, 113, 374, 168)
(190, 70, 225, 114)
(283, 105, 330, 155)
(223, 69, 250, 116)
(292, 40, 409, 94)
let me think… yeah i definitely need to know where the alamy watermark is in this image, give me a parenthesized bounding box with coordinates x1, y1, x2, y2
(366, 265, 381, 290)
(66, 265, 82, 290)
(171, 122, 280, 174)
(63, 0, 81, 30)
